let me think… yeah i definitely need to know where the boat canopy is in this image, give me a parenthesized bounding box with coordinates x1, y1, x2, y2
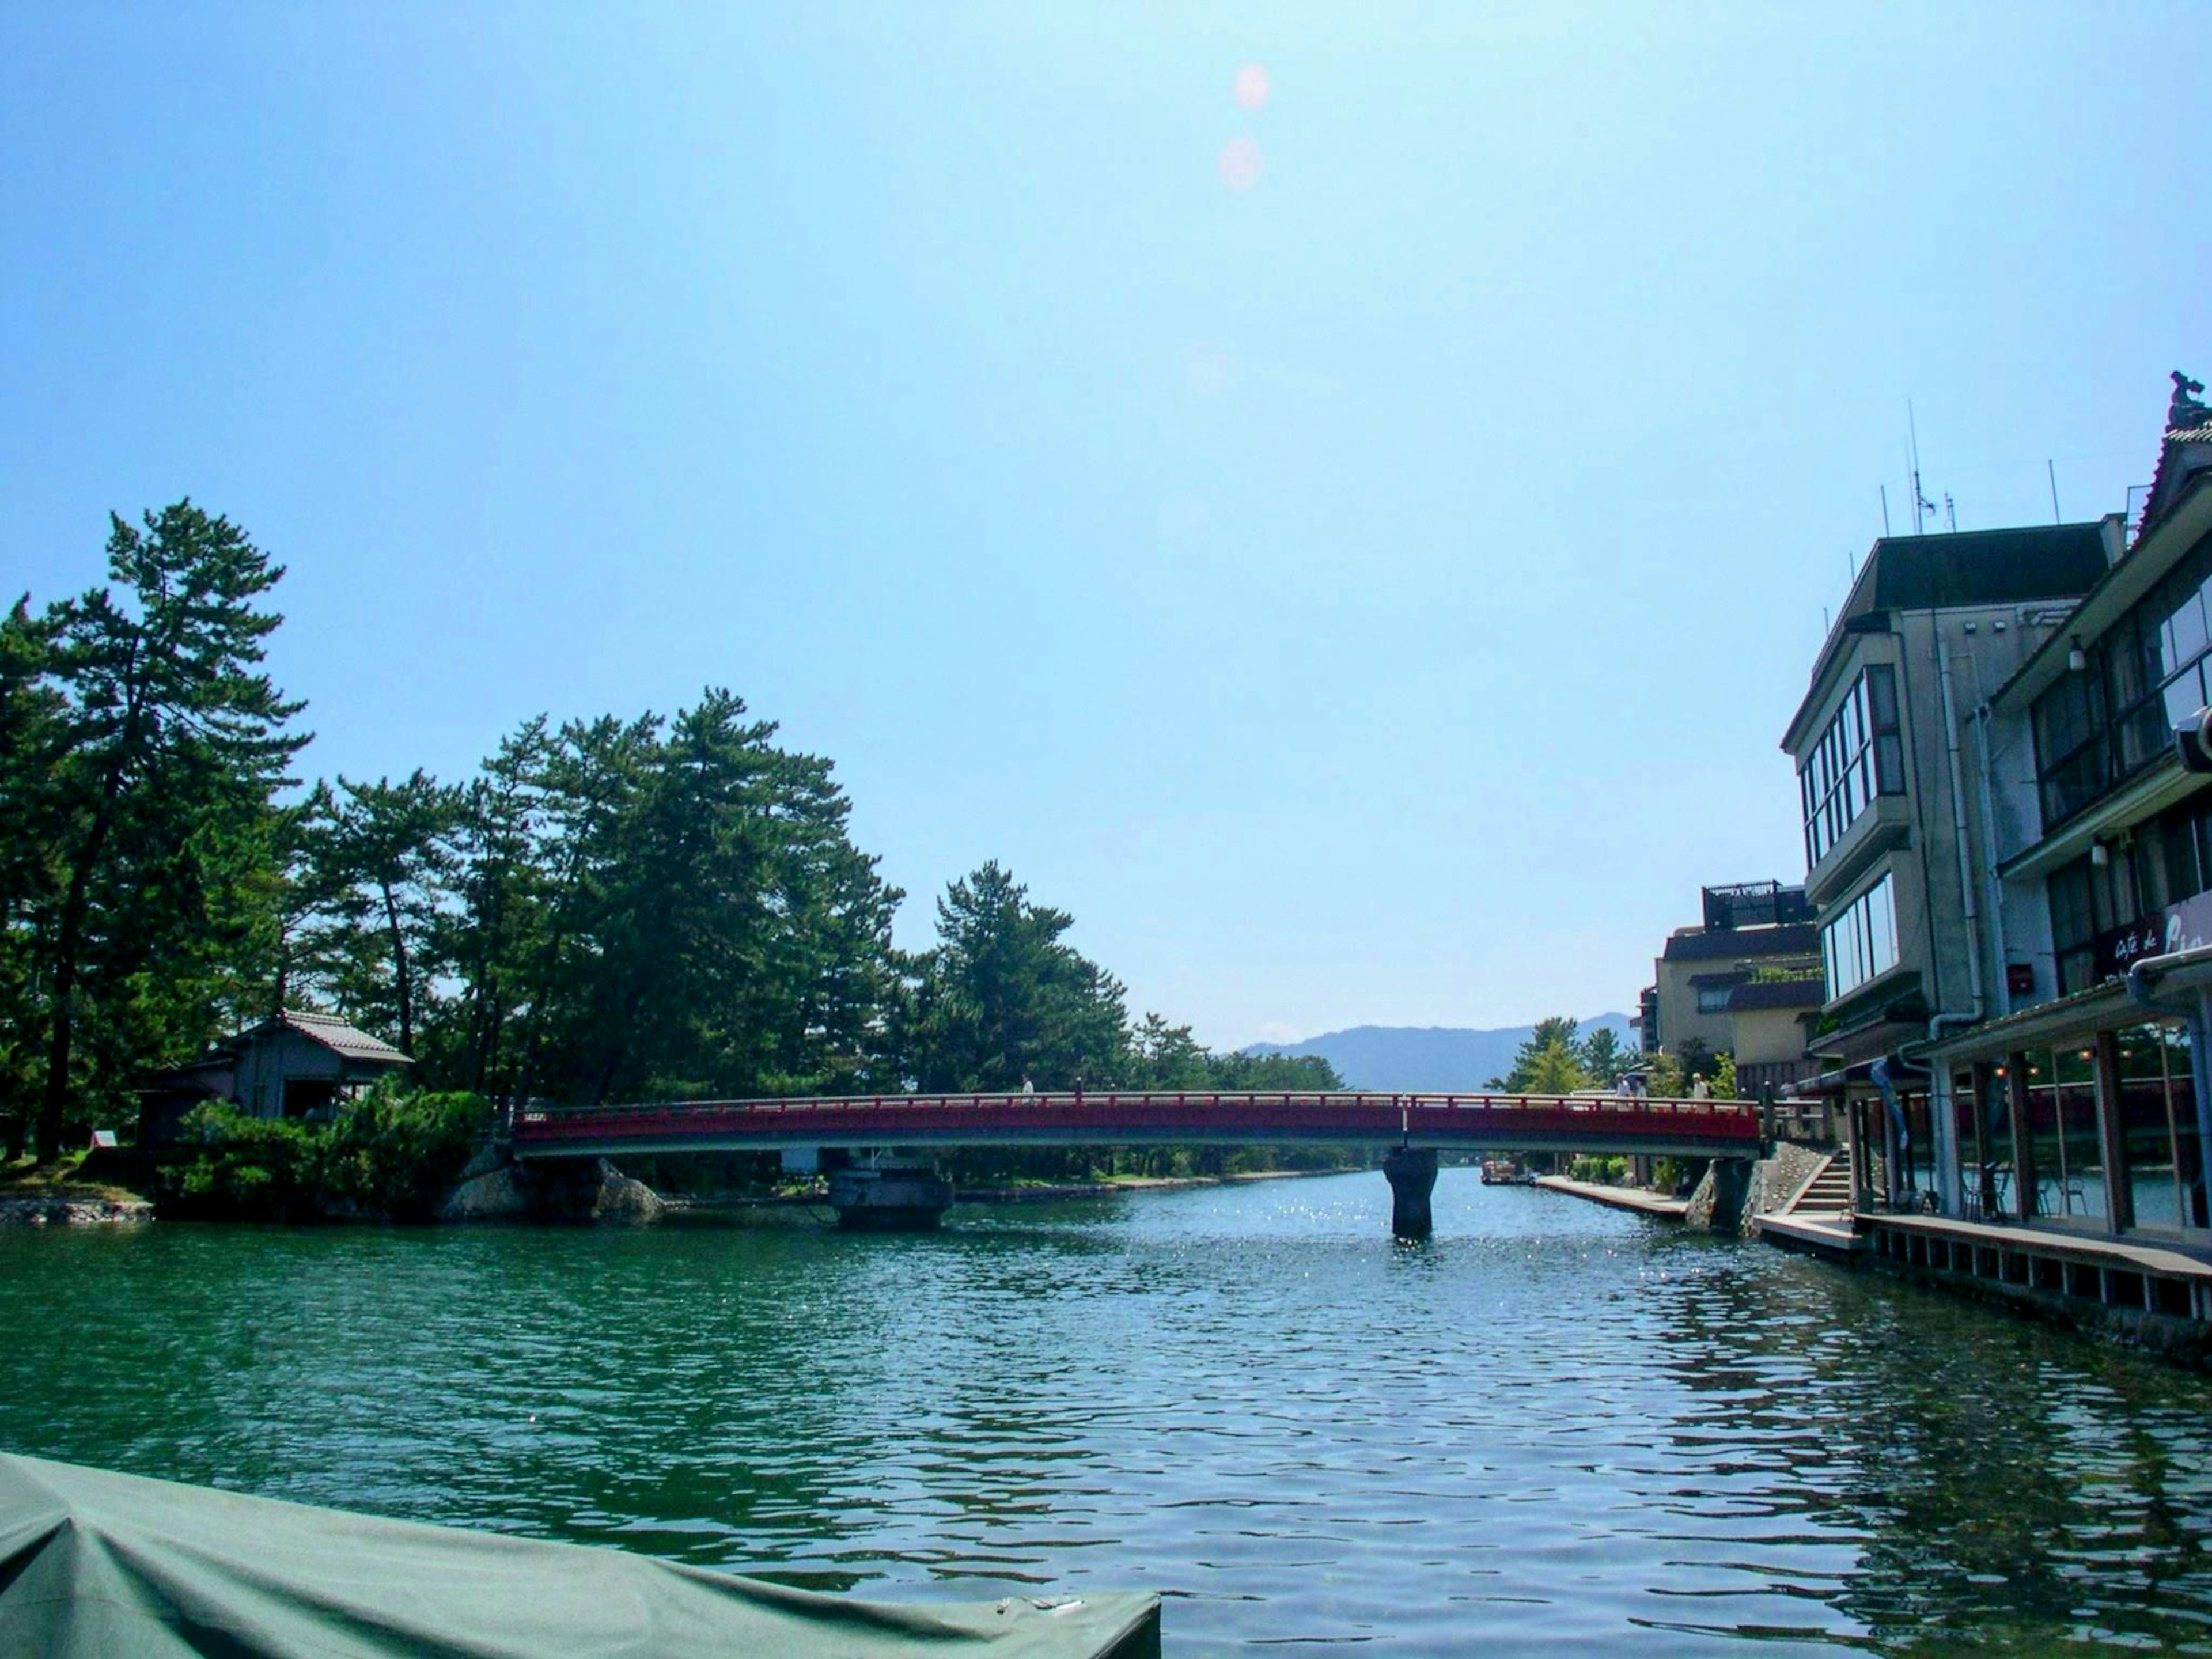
(0, 1453, 1160, 1659)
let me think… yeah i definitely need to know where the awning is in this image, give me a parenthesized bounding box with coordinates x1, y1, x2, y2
(0, 1454, 1161, 1659)
(1779, 1059, 1878, 1100)
(1918, 981, 2138, 1066)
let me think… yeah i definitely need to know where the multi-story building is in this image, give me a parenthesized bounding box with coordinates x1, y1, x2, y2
(1634, 881, 1821, 1094)
(1776, 516, 2115, 1195)
(1919, 377, 2212, 1247)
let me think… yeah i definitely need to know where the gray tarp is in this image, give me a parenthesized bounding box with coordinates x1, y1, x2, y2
(0, 1454, 1160, 1659)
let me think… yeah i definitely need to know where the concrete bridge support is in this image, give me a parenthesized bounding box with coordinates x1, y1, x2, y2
(825, 1159, 953, 1231)
(1382, 1147, 1438, 1240)
(1684, 1157, 1753, 1233)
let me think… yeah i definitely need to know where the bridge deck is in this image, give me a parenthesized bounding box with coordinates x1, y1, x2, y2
(513, 1091, 1759, 1160)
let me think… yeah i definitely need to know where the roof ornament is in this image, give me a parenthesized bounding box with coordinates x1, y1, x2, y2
(2171, 369, 2210, 431)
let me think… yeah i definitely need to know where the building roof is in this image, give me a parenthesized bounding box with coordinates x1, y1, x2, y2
(1726, 978, 1826, 1013)
(2140, 372, 2212, 538)
(1856, 523, 2111, 611)
(230, 1010, 411, 1066)
(1660, 923, 1820, 964)
(1781, 522, 2113, 751)
(1990, 483, 2212, 719)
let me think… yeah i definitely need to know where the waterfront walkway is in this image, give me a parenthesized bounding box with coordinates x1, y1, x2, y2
(1532, 1175, 1690, 1221)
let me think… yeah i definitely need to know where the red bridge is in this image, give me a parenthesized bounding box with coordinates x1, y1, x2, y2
(515, 1090, 1756, 1160)
(514, 1091, 1758, 1237)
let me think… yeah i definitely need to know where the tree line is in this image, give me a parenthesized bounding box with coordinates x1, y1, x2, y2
(1, 503, 1338, 1166)
(1485, 1016, 1734, 1099)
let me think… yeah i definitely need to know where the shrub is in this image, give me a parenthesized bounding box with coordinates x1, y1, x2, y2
(171, 1105, 325, 1221)
(321, 1084, 491, 1221)
(1568, 1154, 1630, 1184)
(164, 1084, 490, 1222)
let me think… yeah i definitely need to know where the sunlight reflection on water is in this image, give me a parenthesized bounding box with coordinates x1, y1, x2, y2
(9, 1170, 2212, 1655)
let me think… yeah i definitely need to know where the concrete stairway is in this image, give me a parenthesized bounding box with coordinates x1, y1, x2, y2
(1782, 1152, 1853, 1217)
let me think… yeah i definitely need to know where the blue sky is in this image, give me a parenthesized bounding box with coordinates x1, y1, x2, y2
(3, 3, 2205, 1048)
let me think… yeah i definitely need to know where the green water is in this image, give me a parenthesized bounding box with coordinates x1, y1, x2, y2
(8, 1171, 2212, 1654)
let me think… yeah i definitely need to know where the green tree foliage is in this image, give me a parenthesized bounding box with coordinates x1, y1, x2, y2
(1707, 1051, 1738, 1101)
(1578, 1026, 1633, 1088)
(0, 601, 67, 1158)
(423, 692, 903, 1105)
(167, 1085, 489, 1222)
(15, 505, 306, 1161)
(1490, 1016, 1592, 1094)
(7, 503, 1348, 1191)
(899, 861, 1128, 1093)
(300, 771, 463, 1056)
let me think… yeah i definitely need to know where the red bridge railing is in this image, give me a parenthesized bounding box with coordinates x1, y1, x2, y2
(514, 1090, 1758, 1143)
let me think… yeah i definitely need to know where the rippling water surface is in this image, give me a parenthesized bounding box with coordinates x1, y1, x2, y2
(9, 1171, 2212, 1654)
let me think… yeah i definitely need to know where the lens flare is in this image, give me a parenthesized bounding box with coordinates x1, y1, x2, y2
(1234, 64, 1269, 109)
(1218, 137, 1262, 191)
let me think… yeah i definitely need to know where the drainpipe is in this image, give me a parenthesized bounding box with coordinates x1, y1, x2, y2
(1923, 623, 1990, 1217)
(1965, 652, 2013, 1016)
(1933, 622, 1987, 1034)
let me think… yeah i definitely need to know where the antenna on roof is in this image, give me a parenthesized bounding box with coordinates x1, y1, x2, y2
(1880, 484, 1892, 537)
(1944, 492, 1957, 533)
(2047, 459, 2061, 524)
(1908, 402, 1936, 536)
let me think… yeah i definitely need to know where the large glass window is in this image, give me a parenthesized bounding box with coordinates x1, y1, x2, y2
(2116, 1024, 2209, 1234)
(1800, 665, 1904, 870)
(2033, 532, 2212, 831)
(2021, 1046, 2108, 1222)
(1956, 1067, 2018, 1221)
(1821, 872, 1899, 1002)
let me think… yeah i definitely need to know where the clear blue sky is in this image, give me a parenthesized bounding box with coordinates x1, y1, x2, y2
(3, 4, 2205, 1049)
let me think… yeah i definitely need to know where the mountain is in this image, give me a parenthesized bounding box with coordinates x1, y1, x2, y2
(1242, 1015, 1635, 1093)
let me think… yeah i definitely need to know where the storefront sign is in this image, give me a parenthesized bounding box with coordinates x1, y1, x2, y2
(2094, 889, 2212, 979)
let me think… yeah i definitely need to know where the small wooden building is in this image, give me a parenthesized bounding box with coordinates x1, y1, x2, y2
(138, 1011, 412, 1143)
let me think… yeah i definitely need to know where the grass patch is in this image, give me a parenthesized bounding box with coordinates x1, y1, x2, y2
(0, 1152, 149, 1205)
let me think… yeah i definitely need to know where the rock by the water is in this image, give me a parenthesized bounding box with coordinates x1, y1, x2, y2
(438, 1163, 531, 1222)
(592, 1162, 664, 1224)
(0, 1197, 153, 1226)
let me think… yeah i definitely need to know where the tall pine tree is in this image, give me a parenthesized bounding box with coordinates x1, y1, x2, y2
(29, 504, 305, 1160)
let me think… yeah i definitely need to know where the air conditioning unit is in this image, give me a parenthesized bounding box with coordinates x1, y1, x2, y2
(2176, 707, 2212, 774)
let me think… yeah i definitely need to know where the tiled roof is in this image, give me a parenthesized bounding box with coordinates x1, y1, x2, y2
(1660, 923, 1820, 963)
(2136, 429, 2212, 548)
(234, 1010, 411, 1065)
(1726, 978, 1825, 1012)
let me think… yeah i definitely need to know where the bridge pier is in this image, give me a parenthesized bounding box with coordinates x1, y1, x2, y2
(825, 1158, 953, 1231)
(1382, 1147, 1438, 1240)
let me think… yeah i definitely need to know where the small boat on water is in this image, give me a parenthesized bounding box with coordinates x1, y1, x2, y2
(0, 1453, 1161, 1658)
(1479, 1157, 1536, 1186)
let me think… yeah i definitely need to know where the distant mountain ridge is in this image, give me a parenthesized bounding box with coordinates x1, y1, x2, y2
(1242, 1016, 1635, 1093)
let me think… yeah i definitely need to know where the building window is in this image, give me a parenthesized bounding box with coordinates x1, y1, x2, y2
(1820, 872, 1898, 1002)
(2154, 790, 2212, 910)
(2048, 854, 2099, 995)
(1799, 665, 1904, 870)
(1696, 983, 1734, 1014)
(2033, 531, 2212, 832)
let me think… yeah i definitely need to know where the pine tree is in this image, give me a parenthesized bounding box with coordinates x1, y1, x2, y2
(900, 862, 1129, 1092)
(30, 505, 305, 1161)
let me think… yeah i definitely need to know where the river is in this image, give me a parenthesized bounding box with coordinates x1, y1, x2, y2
(7, 1170, 2212, 1654)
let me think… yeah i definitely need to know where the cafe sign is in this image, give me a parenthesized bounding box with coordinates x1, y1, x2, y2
(2094, 889, 2212, 979)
